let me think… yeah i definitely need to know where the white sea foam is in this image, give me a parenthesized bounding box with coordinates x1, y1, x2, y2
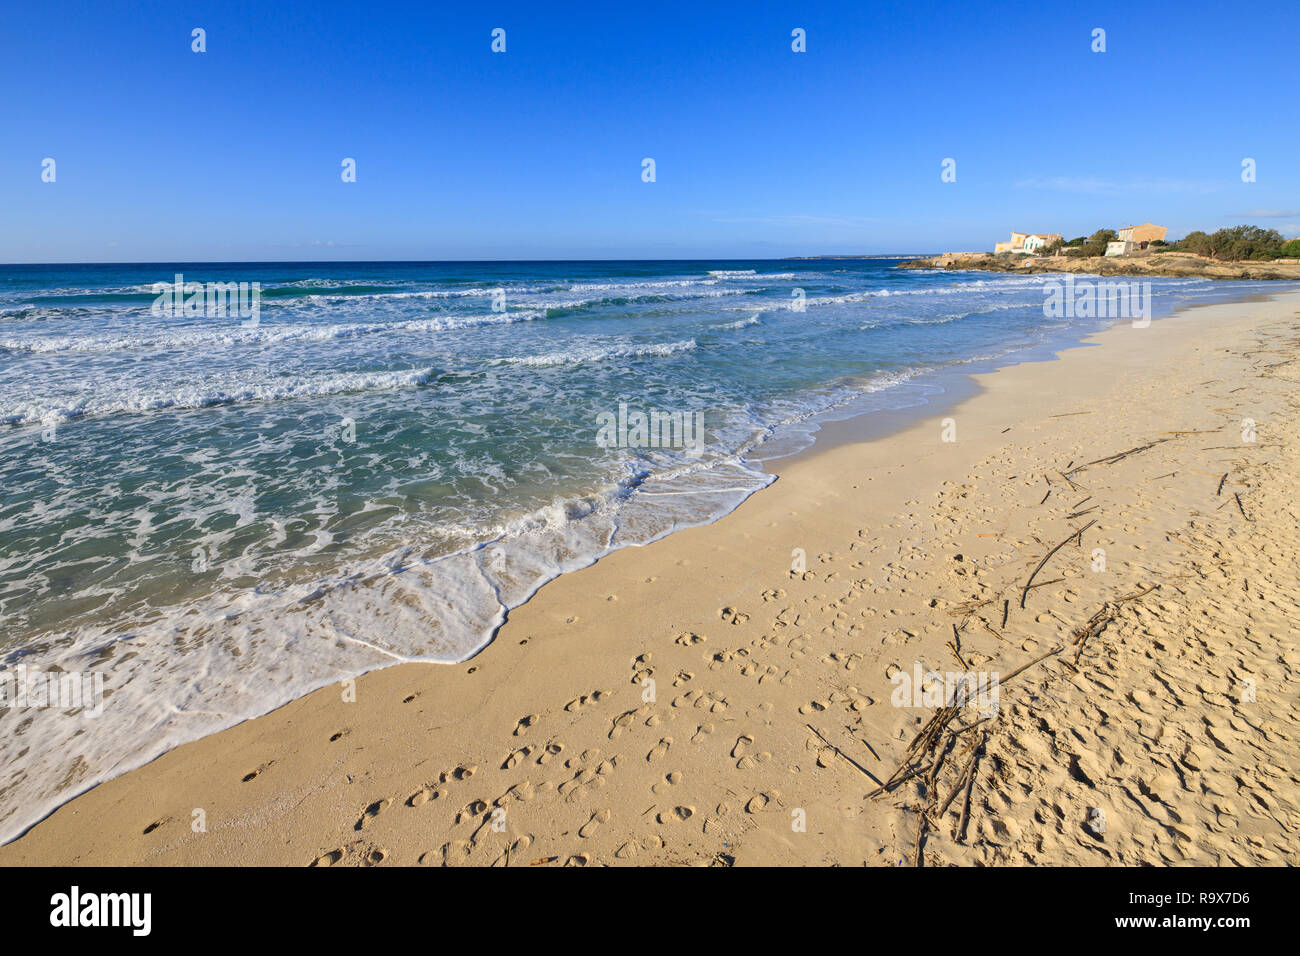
(1, 366, 442, 425)
(563, 278, 719, 292)
(0, 446, 776, 846)
(496, 338, 698, 367)
(0, 310, 544, 354)
(717, 312, 761, 330)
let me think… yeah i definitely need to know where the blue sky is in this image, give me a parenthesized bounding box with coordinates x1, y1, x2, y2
(4, 0, 1298, 262)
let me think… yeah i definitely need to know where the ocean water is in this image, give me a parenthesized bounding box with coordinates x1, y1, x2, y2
(0, 258, 1285, 841)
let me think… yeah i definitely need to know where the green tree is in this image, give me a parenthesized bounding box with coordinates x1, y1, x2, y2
(1173, 226, 1284, 260)
(1177, 231, 1213, 256)
(1211, 226, 1284, 260)
(1075, 229, 1115, 257)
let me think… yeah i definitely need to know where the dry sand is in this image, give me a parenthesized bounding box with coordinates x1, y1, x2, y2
(4, 290, 1299, 867)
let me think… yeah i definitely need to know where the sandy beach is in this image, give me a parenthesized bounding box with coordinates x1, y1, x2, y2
(5, 289, 1298, 868)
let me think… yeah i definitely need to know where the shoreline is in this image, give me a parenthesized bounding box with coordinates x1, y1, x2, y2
(0, 268, 1231, 847)
(4, 287, 1299, 865)
(759, 285, 1281, 472)
(0, 277, 1211, 843)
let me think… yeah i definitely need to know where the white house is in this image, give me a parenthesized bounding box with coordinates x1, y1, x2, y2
(994, 231, 1062, 254)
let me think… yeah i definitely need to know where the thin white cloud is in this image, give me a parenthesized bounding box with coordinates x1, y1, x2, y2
(706, 213, 885, 228)
(264, 240, 359, 249)
(1230, 209, 1300, 218)
(1014, 176, 1222, 196)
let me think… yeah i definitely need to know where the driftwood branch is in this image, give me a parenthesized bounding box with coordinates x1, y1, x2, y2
(807, 724, 883, 787)
(1020, 519, 1095, 608)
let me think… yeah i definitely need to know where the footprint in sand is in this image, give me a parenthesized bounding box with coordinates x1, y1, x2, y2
(421, 841, 472, 866)
(558, 766, 596, 803)
(408, 787, 440, 807)
(454, 800, 489, 825)
(647, 737, 673, 762)
(618, 835, 665, 859)
(694, 691, 729, 714)
(355, 797, 393, 830)
(498, 780, 536, 803)
(608, 708, 644, 740)
(502, 746, 534, 770)
(241, 760, 274, 783)
(579, 809, 611, 838)
(657, 805, 694, 824)
(566, 691, 611, 712)
(746, 792, 779, 814)
(675, 632, 706, 646)
(737, 750, 772, 771)
(732, 734, 754, 759)
(310, 848, 344, 867)
(720, 607, 750, 626)
(508, 835, 534, 857)
(538, 741, 564, 764)
(513, 715, 537, 736)
(740, 661, 777, 683)
(709, 649, 737, 669)
(632, 653, 653, 684)
(651, 771, 684, 795)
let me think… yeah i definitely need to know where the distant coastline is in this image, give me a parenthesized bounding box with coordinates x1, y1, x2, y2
(898, 250, 1300, 280)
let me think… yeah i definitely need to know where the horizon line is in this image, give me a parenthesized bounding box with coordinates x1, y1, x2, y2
(0, 254, 940, 268)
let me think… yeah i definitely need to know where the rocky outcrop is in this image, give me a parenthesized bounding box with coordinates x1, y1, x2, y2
(899, 251, 1300, 280)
